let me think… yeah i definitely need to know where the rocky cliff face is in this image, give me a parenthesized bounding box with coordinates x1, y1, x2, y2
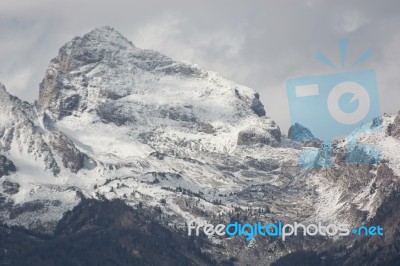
(0, 27, 399, 265)
(387, 111, 400, 139)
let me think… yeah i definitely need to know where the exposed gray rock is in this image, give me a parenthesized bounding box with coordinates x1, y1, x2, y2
(245, 156, 280, 171)
(198, 121, 215, 134)
(251, 93, 266, 117)
(156, 62, 203, 78)
(2, 181, 19, 195)
(49, 132, 85, 173)
(387, 111, 400, 139)
(160, 106, 197, 123)
(288, 122, 314, 141)
(96, 102, 133, 126)
(9, 200, 45, 219)
(0, 155, 16, 177)
(346, 144, 380, 165)
(237, 130, 271, 146)
(288, 122, 322, 148)
(237, 118, 281, 146)
(268, 120, 282, 142)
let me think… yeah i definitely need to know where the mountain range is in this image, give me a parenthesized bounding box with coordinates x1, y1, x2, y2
(0, 26, 399, 265)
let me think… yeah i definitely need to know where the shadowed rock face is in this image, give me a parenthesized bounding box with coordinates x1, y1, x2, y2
(387, 111, 400, 139)
(2, 180, 19, 195)
(237, 118, 281, 146)
(0, 155, 16, 177)
(288, 122, 314, 142)
(49, 133, 85, 173)
(251, 93, 266, 117)
(288, 122, 322, 148)
(237, 128, 280, 146)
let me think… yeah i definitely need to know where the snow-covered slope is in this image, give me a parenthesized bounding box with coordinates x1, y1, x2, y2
(0, 26, 284, 233)
(0, 83, 81, 230)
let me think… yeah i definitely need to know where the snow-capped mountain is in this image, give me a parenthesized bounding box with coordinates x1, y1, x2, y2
(0, 26, 399, 265)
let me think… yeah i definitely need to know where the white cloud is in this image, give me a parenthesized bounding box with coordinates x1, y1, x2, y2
(335, 10, 369, 33)
(132, 13, 244, 65)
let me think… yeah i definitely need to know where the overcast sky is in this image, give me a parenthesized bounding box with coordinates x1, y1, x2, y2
(0, 0, 399, 131)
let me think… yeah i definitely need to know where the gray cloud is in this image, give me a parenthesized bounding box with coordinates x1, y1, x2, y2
(0, 0, 399, 131)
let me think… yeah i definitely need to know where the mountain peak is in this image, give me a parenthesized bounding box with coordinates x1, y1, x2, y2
(82, 26, 134, 47)
(0, 83, 10, 103)
(0, 82, 6, 91)
(89, 25, 119, 34)
(39, 26, 267, 122)
(0, 82, 12, 99)
(288, 122, 314, 142)
(44, 26, 136, 78)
